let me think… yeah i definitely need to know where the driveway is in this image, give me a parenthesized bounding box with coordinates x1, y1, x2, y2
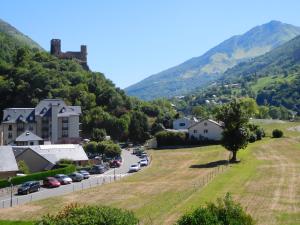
(0, 149, 141, 208)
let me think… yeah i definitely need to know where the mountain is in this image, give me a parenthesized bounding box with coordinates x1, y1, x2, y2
(0, 19, 42, 50)
(178, 34, 300, 116)
(125, 21, 300, 100)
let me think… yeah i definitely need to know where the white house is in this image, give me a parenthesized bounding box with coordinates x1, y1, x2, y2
(173, 117, 198, 130)
(188, 119, 223, 141)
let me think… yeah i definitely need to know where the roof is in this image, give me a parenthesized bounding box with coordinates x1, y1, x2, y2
(35, 99, 81, 117)
(0, 146, 19, 172)
(27, 144, 88, 164)
(15, 131, 43, 142)
(188, 119, 223, 129)
(2, 108, 35, 124)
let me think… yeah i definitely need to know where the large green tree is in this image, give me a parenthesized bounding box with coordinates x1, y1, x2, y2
(129, 111, 149, 144)
(216, 99, 250, 162)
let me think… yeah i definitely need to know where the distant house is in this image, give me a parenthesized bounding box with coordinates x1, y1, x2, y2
(1, 99, 81, 145)
(15, 130, 44, 146)
(188, 119, 223, 141)
(173, 117, 198, 130)
(0, 146, 19, 179)
(14, 144, 88, 173)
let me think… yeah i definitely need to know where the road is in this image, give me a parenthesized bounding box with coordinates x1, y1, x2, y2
(0, 149, 141, 208)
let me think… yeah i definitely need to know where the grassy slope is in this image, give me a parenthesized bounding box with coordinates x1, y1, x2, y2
(1, 121, 299, 225)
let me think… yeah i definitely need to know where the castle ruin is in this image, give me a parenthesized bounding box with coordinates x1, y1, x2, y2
(50, 39, 89, 70)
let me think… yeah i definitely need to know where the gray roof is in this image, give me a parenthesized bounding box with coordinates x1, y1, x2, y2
(0, 146, 19, 172)
(2, 99, 81, 124)
(35, 99, 81, 117)
(27, 144, 88, 164)
(2, 108, 35, 123)
(15, 131, 43, 142)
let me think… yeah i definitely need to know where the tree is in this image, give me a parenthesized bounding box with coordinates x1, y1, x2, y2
(129, 111, 150, 144)
(216, 99, 250, 162)
(18, 160, 30, 174)
(239, 97, 258, 118)
(91, 128, 107, 142)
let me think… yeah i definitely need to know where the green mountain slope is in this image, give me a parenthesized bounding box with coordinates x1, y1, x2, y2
(0, 19, 176, 142)
(180, 35, 300, 116)
(0, 19, 42, 50)
(125, 21, 300, 100)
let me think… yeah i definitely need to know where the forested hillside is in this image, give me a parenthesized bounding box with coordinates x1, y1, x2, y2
(0, 19, 176, 143)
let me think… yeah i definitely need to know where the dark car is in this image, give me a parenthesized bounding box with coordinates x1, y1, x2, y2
(90, 165, 106, 174)
(18, 181, 40, 195)
(78, 170, 90, 179)
(68, 172, 84, 182)
(43, 177, 61, 188)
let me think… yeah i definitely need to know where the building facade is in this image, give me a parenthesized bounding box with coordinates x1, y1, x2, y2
(1, 99, 81, 145)
(188, 119, 223, 141)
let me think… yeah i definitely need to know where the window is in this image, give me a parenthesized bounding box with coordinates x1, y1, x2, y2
(8, 133, 12, 139)
(30, 142, 34, 145)
(193, 130, 197, 134)
(179, 123, 186, 127)
(204, 129, 208, 134)
(29, 125, 34, 131)
(204, 122, 207, 126)
(62, 117, 69, 123)
(8, 125, 12, 131)
(62, 130, 68, 137)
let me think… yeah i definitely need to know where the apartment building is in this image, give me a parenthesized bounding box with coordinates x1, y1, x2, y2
(1, 99, 81, 145)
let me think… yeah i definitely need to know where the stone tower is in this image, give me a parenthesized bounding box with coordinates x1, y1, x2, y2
(50, 39, 61, 56)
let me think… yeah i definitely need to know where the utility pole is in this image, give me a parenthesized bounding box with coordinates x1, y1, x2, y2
(8, 177, 12, 207)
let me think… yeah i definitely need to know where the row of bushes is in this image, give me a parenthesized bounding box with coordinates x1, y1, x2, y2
(155, 131, 220, 147)
(35, 193, 254, 225)
(0, 164, 76, 188)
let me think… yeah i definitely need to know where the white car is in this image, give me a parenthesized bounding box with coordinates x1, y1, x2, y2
(54, 174, 72, 185)
(140, 159, 148, 166)
(129, 164, 140, 172)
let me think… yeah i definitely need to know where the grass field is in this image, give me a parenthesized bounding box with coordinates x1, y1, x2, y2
(1, 121, 299, 225)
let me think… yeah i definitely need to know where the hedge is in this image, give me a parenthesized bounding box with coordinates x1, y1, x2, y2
(0, 164, 76, 188)
(155, 131, 187, 147)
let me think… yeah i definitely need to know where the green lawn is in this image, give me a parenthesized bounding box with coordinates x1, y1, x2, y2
(1, 121, 299, 225)
(0, 221, 33, 225)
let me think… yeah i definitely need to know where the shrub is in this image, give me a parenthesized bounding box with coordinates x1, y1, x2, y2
(272, 129, 283, 138)
(36, 203, 139, 225)
(155, 131, 186, 147)
(177, 193, 255, 225)
(255, 128, 265, 140)
(248, 133, 257, 143)
(18, 160, 30, 174)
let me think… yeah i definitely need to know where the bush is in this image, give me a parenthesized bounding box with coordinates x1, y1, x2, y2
(272, 129, 283, 138)
(0, 164, 75, 188)
(36, 204, 139, 225)
(18, 160, 30, 174)
(248, 133, 257, 143)
(155, 131, 186, 147)
(177, 193, 255, 225)
(255, 128, 265, 140)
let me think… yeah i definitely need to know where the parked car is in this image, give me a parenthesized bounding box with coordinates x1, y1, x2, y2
(140, 153, 148, 158)
(129, 164, 140, 172)
(54, 174, 72, 185)
(78, 170, 90, 179)
(43, 177, 61, 188)
(68, 172, 84, 182)
(140, 159, 148, 167)
(18, 181, 40, 195)
(115, 156, 122, 162)
(110, 160, 121, 168)
(90, 165, 106, 174)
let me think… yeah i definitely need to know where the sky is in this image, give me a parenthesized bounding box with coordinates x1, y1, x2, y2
(1, 0, 300, 88)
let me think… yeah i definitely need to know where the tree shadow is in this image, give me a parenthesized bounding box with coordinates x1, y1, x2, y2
(190, 160, 228, 168)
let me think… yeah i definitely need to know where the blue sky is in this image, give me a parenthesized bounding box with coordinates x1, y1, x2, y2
(1, 0, 300, 88)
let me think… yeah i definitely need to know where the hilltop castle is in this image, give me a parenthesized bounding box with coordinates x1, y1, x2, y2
(50, 39, 89, 70)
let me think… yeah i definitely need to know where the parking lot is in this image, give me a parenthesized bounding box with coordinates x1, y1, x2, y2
(0, 148, 145, 208)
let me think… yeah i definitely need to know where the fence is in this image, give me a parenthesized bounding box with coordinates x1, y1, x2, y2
(0, 174, 128, 209)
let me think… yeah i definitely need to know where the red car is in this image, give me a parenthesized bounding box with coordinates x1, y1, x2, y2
(110, 160, 121, 168)
(43, 177, 61, 188)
